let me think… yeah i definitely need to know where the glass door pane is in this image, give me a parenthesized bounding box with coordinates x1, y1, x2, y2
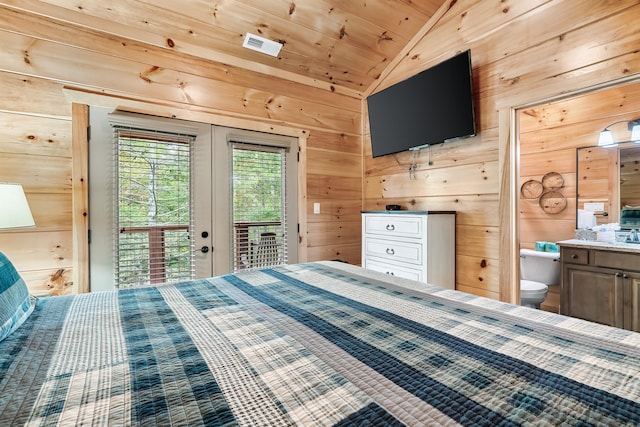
(231, 143, 287, 271)
(115, 129, 194, 287)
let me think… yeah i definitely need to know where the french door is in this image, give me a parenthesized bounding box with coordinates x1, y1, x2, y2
(89, 108, 297, 291)
(200, 126, 298, 275)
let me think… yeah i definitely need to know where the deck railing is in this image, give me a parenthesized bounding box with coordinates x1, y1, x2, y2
(118, 221, 284, 285)
(118, 224, 190, 286)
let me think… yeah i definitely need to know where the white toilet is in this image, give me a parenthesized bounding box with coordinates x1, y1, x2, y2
(519, 248, 561, 309)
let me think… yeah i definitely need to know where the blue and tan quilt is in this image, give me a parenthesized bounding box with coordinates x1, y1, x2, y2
(1, 261, 639, 426)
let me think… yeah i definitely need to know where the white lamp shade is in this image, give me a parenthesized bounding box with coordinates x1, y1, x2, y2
(632, 124, 640, 142)
(598, 129, 614, 146)
(0, 183, 35, 229)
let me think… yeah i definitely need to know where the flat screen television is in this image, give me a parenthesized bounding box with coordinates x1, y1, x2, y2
(367, 50, 476, 158)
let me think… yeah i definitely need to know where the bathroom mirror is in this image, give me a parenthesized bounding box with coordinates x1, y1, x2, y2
(576, 142, 640, 230)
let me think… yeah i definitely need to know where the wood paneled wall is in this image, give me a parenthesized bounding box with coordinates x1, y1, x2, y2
(0, 75, 73, 295)
(306, 131, 363, 263)
(2, 1, 640, 302)
(365, 0, 640, 300)
(0, 7, 362, 294)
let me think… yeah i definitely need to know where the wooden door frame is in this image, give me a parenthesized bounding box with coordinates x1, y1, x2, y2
(498, 76, 640, 304)
(71, 103, 90, 294)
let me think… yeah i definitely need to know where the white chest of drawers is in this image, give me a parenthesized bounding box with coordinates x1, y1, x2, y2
(361, 211, 455, 289)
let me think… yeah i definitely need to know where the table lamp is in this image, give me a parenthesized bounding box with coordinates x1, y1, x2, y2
(0, 183, 35, 229)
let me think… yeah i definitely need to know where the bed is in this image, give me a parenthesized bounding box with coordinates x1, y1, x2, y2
(1, 259, 639, 426)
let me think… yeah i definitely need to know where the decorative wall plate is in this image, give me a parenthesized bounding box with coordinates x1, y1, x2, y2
(541, 171, 564, 189)
(520, 179, 543, 199)
(539, 190, 567, 214)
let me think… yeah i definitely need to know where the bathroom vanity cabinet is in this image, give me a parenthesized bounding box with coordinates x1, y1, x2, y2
(361, 211, 455, 289)
(560, 243, 640, 332)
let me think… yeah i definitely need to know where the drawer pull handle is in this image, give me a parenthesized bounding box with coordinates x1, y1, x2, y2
(616, 272, 622, 278)
(386, 224, 395, 231)
(386, 272, 394, 276)
(386, 248, 395, 255)
(624, 274, 629, 279)
(571, 254, 578, 259)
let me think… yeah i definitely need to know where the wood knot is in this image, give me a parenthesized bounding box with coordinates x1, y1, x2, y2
(45, 268, 73, 296)
(379, 31, 393, 42)
(339, 25, 347, 39)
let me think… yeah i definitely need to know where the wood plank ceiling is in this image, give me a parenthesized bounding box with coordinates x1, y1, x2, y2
(9, 0, 446, 98)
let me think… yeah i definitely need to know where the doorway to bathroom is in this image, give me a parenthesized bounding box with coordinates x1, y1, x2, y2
(515, 77, 640, 313)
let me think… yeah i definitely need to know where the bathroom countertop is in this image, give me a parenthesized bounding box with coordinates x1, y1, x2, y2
(557, 239, 640, 254)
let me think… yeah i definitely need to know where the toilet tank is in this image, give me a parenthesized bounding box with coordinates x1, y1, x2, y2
(520, 248, 561, 284)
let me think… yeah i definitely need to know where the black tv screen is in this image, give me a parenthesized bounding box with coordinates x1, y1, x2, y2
(367, 50, 476, 158)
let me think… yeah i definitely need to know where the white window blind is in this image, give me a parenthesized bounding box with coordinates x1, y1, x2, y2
(231, 142, 288, 271)
(112, 126, 195, 288)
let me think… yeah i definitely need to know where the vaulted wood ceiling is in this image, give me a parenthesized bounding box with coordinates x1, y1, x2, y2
(10, 0, 446, 98)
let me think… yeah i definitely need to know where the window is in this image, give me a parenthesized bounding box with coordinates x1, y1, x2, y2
(113, 127, 195, 288)
(231, 142, 288, 271)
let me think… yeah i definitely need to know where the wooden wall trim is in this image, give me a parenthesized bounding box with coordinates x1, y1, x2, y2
(498, 107, 517, 304)
(71, 103, 89, 293)
(361, 99, 366, 213)
(297, 135, 308, 263)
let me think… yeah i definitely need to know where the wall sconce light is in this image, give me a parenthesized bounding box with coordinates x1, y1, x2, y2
(633, 121, 640, 142)
(598, 119, 640, 146)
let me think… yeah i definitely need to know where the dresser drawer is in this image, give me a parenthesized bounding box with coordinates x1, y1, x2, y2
(363, 259, 423, 282)
(364, 238, 423, 264)
(593, 250, 640, 271)
(364, 215, 423, 238)
(561, 247, 589, 265)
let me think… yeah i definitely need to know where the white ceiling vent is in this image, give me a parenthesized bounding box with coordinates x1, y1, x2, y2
(242, 33, 283, 57)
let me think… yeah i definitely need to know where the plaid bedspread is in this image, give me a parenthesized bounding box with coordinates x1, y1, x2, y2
(1, 261, 639, 426)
